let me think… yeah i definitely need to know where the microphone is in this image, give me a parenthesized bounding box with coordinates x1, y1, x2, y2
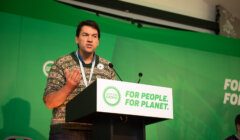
(137, 72, 143, 83)
(109, 63, 123, 81)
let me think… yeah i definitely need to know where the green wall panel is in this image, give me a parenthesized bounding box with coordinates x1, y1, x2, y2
(0, 12, 117, 139)
(112, 37, 240, 139)
(0, 0, 240, 139)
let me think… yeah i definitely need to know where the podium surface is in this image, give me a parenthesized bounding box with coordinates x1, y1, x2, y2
(66, 78, 173, 140)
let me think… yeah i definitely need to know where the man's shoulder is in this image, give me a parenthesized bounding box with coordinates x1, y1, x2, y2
(55, 52, 76, 64)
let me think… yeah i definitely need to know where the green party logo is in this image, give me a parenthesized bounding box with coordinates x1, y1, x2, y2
(43, 60, 54, 77)
(103, 86, 121, 106)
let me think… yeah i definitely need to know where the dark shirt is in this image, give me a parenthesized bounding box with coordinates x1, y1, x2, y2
(225, 135, 239, 140)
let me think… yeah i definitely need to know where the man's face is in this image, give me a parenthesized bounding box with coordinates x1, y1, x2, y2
(75, 25, 99, 55)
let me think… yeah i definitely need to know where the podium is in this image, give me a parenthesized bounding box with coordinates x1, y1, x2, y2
(66, 79, 173, 140)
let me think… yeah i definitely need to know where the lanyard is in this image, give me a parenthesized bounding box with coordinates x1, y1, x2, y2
(76, 51, 96, 87)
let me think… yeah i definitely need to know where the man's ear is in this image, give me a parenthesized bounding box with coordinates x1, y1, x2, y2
(75, 37, 78, 44)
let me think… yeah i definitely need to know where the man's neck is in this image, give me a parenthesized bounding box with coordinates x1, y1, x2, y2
(79, 51, 94, 64)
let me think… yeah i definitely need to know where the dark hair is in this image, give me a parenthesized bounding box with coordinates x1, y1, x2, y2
(235, 114, 240, 126)
(75, 20, 100, 38)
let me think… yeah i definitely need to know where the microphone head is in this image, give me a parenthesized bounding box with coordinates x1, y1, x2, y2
(138, 72, 143, 77)
(109, 63, 114, 68)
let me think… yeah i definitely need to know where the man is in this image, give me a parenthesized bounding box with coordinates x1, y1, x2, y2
(225, 114, 240, 140)
(43, 20, 115, 140)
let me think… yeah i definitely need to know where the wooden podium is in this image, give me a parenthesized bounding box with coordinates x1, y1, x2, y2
(66, 79, 173, 140)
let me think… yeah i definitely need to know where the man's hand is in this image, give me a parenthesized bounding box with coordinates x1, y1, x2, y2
(44, 67, 82, 109)
(65, 67, 81, 91)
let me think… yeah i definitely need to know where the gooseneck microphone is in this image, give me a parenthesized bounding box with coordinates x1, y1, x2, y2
(108, 63, 123, 81)
(137, 72, 143, 83)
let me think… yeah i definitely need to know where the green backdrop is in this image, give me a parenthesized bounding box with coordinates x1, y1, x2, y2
(112, 37, 240, 139)
(0, 0, 240, 139)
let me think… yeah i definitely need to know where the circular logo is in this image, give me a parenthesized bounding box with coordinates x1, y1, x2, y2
(103, 86, 121, 106)
(97, 63, 104, 70)
(43, 60, 54, 77)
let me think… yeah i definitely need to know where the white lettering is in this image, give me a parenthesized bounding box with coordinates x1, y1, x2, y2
(224, 79, 240, 92)
(224, 79, 231, 90)
(223, 93, 240, 105)
(230, 94, 238, 105)
(223, 93, 231, 104)
(231, 80, 239, 91)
